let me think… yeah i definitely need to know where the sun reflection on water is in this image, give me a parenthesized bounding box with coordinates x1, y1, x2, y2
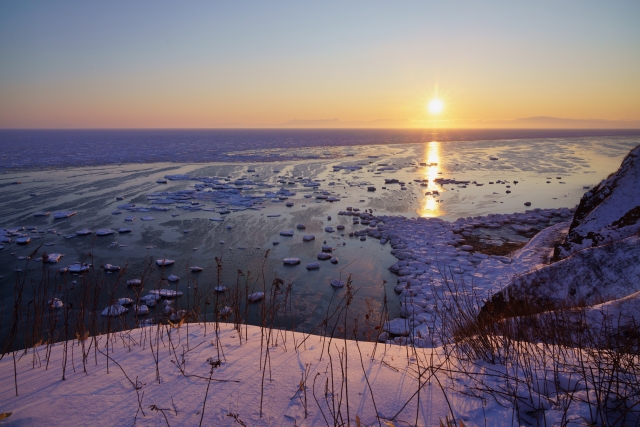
(419, 141, 444, 218)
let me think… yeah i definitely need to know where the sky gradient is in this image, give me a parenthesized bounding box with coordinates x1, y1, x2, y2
(1, 1, 639, 128)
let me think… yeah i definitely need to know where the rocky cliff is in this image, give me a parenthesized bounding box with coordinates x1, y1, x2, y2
(554, 144, 640, 260)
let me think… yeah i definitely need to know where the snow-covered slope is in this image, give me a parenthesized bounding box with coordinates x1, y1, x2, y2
(554, 144, 640, 259)
(0, 324, 456, 426)
(482, 234, 640, 318)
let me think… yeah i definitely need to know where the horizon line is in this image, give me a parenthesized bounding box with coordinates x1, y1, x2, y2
(2, 126, 640, 131)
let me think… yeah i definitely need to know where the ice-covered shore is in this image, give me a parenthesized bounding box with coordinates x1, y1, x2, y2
(347, 207, 573, 345)
(376, 144, 640, 343)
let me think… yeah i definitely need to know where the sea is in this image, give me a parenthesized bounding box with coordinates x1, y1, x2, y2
(1, 128, 639, 339)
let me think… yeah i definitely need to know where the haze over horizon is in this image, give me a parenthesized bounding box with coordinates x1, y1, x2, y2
(1, 1, 639, 129)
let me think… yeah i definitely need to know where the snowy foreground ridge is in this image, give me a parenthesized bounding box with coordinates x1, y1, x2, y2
(0, 324, 450, 426)
(1, 319, 638, 427)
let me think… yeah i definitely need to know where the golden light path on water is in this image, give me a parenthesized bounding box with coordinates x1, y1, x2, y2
(419, 141, 445, 218)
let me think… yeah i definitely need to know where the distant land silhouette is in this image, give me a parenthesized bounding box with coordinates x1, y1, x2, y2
(282, 116, 640, 129)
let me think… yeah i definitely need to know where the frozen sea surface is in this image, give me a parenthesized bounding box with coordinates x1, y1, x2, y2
(0, 133, 638, 338)
(1, 128, 639, 170)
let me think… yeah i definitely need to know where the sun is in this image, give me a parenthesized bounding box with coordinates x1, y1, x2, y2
(428, 98, 444, 114)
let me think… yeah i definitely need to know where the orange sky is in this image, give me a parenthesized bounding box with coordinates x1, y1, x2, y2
(1, 2, 639, 128)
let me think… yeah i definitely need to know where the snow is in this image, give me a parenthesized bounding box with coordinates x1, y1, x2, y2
(67, 263, 90, 273)
(556, 144, 640, 258)
(103, 263, 120, 271)
(248, 292, 265, 302)
(486, 233, 640, 317)
(149, 289, 183, 298)
(95, 228, 116, 236)
(101, 304, 128, 316)
(0, 324, 453, 426)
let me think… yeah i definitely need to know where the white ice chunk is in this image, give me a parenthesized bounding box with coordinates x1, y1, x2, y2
(95, 229, 116, 236)
(101, 304, 128, 316)
(248, 292, 265, 302)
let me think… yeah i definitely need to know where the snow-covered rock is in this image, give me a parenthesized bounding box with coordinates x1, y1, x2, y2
(482, 233, 640, 318)
(555, 144, 640, 259)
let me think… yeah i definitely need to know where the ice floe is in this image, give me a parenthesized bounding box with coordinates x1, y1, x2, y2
(95, 229, 115, 236)
(53, 211, 76, 219)
(149, 289, 183, 298)
(135, 304, 149, 315)
(68, 263, 91, 273)
(248, 292, 265, 302)
(101, 304, 128, 316)
(48, 298, 63, 308)
(330, 279, 345, 288)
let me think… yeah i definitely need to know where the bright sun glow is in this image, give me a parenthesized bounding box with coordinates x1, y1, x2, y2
(428, 99, 444, 114)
